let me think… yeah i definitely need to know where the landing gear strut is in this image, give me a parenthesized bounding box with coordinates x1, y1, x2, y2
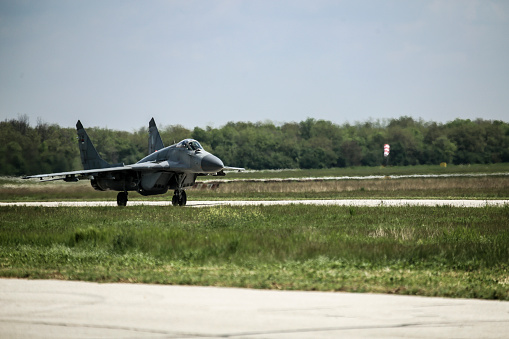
(172, 190, 187, 206)
(117, 191, 128, 206)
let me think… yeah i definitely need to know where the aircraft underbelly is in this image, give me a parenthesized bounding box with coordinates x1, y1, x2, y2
(140, 172, 171, 192)
(91, 177, 137, 192)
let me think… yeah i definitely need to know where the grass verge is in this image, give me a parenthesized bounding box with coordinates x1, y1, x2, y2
(1, 205, 508, 300)
(2, 176, 509, 201)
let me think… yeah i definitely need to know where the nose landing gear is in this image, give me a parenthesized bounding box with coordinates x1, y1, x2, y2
(171, 173, 188, 206)
(172, 190, 187, 206)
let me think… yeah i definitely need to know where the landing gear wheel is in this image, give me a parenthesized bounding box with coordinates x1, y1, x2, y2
(172, 190, 187, 207)
(172, 194, 179, 206)
(179, 190, 187, 206)
(117, 192, 128, 206)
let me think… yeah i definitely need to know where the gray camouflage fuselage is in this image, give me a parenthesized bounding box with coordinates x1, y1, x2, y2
(24, 118, 242, 206)
(92, 139, 224, 196)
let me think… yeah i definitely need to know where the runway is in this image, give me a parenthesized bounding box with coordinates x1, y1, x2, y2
(1, 279, 508, 339)
(1, 199, 508, 207)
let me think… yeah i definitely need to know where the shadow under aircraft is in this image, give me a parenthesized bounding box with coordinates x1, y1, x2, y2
(24, 118, 244, 206)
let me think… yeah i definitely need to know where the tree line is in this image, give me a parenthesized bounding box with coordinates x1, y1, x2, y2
(1, 115, 508, 176)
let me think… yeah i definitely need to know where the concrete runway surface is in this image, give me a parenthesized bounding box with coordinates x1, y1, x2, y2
(1, 199, 508, 207)
(1, 279, 508, 339)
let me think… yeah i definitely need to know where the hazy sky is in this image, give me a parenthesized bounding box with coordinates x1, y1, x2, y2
(1, 0, 508, 131)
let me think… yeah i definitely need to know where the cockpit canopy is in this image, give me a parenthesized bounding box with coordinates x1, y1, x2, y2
(177, 139, 203, 151)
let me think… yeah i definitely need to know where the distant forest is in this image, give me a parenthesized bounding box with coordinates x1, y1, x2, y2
(1, 115, 509, 176)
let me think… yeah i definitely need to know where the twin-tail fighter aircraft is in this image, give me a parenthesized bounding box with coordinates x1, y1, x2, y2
(24, 118, 244, 206)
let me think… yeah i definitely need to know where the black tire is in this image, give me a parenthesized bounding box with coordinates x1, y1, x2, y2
(172, 194, 179, 206)
(179, 190, 187, 206)
(117, 192, 128, 206)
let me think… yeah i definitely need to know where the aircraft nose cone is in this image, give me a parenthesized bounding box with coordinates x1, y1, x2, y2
(201, 155, 224, 173)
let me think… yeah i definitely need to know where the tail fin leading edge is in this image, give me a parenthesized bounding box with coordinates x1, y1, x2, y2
(148, 117, 164, 154)
(76, 120, 112, 170)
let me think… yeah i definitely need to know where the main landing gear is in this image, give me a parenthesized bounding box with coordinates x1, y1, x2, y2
(172, 189, 187, 206)
(117, 191, 128, 206)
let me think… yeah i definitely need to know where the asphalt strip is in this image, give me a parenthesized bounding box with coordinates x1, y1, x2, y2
(1, 199, 508, 207)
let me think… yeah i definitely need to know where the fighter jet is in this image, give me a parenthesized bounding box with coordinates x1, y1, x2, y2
(24, 118, 244, 206)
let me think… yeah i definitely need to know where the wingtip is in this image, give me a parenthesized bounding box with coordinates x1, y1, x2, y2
(76, 120, 83, 130)
(149, 117, 156, 128)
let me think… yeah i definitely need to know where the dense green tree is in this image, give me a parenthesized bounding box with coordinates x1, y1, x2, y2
(447, 119, 487, 164)
(2, 115, 509, 176)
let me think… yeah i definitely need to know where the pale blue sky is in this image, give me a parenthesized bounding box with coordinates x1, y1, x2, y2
(1, 0, 508, 131)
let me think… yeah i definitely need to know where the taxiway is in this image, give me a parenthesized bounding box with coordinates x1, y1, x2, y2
(1, 199, 508, 208)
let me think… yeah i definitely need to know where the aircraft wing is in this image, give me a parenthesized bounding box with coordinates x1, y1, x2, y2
(23, 161, 195, 181)
(23, 165, 134, 180)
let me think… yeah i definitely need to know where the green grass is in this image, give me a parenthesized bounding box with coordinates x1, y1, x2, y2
(2, 163, 508, 299)
(1, 205, 508, 300)
(2, 172, 509, 202)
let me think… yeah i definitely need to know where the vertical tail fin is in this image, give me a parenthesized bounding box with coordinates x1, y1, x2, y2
(148, 117, 164, 154)
(76, 120, 112, 170)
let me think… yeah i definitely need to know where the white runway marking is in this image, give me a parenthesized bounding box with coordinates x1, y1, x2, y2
(1, 199, 508, 208)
